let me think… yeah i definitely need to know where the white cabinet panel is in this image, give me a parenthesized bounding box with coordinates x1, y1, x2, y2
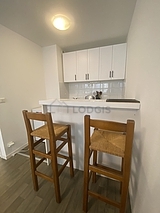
(99, 45, 112, 80)
(63, 52, 77, 82)
(77, 50, 88, 81)
(112, 43, 126, 79)
(88, 47, 99, 81)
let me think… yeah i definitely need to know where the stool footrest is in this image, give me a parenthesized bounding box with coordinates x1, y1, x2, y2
(89, 164, 123, 181)
(35, 171, 54, 183)
(33, 150, 52, 159)
(88, 190, 121, 208)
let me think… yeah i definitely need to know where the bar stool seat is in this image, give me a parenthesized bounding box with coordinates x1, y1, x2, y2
(22, 110, 74, 203)
(90, 129, 126, 157)
(31, 123, 68, 139)
(83, 115, 135, 213)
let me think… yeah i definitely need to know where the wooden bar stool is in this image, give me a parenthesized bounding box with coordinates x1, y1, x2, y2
(22, 110, 74, 203)
(83, 115, 135, 213)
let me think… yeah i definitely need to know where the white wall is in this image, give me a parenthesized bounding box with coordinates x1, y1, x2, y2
(42, 45, 69, 99)
(0, 24, 46, 158)
(126, 0, 160, 212)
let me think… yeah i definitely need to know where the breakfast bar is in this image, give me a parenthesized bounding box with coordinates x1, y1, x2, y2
(39, 99, 140, 170)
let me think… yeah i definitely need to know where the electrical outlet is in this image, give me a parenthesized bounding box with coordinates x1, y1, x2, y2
(0, 98, 5, 103)
(7, 141, 15, 147)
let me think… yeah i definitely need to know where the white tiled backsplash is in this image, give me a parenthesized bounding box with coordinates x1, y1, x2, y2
(68, 80, 125, 100)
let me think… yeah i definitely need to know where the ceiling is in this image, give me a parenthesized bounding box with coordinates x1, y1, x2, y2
(0, 0, 137, 52)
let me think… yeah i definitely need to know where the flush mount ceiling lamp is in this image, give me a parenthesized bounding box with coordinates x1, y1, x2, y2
(52, 14, 71, 30)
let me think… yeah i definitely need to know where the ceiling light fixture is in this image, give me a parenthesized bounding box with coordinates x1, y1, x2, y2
(52, 15, 70, 31)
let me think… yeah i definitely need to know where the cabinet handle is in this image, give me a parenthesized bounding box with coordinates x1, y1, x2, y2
(112, 71, 114, 78)
(109, 71, 111, 78)
(75, 75, 77, 81)
(85, 74, 89, 80)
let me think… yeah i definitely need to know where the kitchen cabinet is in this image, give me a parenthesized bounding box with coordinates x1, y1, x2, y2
(99, 43, 127, 80)
(88, 47, 99, 80)
(63, 51, 77, 82)
(63, 43, 126, 82)
(77, 48, 99, 81)
(112, 43, 126, 79)
(63, 50, 87, 82)
(99, 45, 112, 80)
(63, 48, 99, 82)
(76, 50, 88, 81)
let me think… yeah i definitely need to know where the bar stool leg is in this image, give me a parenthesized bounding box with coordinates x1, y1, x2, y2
(51, 156, 61, 203)
(120, 159, 130, 213)
(29, 138, 39, 191)
(83, 148, 90, 212)
(92, 150, 97, 183)
(67, 125, 74, 177)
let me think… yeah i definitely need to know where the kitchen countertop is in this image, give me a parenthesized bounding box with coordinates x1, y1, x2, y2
(39, 98, 140, 110)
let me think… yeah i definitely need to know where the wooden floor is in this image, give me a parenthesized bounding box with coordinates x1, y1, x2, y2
(0, 154, 131, 213)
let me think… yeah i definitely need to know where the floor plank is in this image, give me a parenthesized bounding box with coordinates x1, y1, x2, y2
(0, 154, 131, 213)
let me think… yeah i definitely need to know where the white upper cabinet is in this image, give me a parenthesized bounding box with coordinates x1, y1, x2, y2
(112, 43, 126, 79)
(99, 45, 112, 80)
(63, 51, 77, 82)
(63, 43, 127, 82)
(63, 48, 100, 82)
(76, 48, 99, 81)
(88, 47, 99, 81)
(99, 43, 126, 80)
(77, 50, 88, 81)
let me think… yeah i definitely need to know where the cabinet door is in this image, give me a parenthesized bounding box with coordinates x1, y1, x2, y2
(77, 50, 88, 81)
(88, 48, 99, 81)
(99, 45, 112, 80)
(63, 52, 77, 82)
(112, 43, 126, 79)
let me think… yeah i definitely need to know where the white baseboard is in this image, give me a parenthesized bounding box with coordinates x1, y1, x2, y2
(0, 129, 6, 159)
(5, 143, 28, 159)
(0, 153, 7, 160)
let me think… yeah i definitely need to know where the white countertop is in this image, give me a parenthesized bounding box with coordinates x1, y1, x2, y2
(39, 99, 140, 110)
